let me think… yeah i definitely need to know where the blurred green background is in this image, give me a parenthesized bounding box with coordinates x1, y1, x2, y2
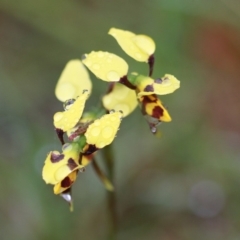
(1, 0, 240, 239)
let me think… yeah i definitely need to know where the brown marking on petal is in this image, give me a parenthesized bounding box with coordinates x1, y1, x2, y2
(142, 94, 158, 104)
(144, 84, 154, 92)
(61, 176, 72, 188)
(140, 94, 158, 115)
(50, 153, 65, 163)
(68, 121, 94, 141)
(154, 78, 163, 84)
(83, 144, 99, 155)
(152, 106, 164, 119)
(67, 158, 78, 170)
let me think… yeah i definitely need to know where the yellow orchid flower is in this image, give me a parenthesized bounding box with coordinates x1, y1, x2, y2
(42, 142, 84, 186)
(109, 28, 155, 62)
(42, 27, 180, 210)
(53, 154, 93, 195)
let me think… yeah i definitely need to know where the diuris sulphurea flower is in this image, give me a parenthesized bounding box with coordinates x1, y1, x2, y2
(82, 28, 180, 133)
(42, 28, 180, 210)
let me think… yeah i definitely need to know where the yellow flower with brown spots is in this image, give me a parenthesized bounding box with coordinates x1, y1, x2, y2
(82, 28, 180, 133)
(42, 27, 180, 210)
(42, 143, 84, 193)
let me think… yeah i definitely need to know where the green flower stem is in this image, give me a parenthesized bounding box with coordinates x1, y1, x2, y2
(102, 145, 118, 239)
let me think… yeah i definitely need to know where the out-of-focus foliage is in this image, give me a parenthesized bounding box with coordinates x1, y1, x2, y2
(0, 0, 240, 239)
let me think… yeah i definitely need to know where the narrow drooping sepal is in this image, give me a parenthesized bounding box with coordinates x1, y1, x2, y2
(84, 111, 123, 149)
(109, 28, 155, 62)
(102, 83, 138, 117)
(53, 90, 89, 132)
(82, 51, 128, 82)
(92, 158, 114, 191)
(55, 60, 92, 102)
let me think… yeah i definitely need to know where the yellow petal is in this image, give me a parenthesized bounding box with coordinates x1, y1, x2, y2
(102, 83, 138, 117)
(109, 28, 155, 62)
(53, 90, 89, 132)
(82, 51, 128, 82)
(42, 143, 83, 185)
(55, 60, 92, 102)
(129, 73, 180, 98)
(53, 171, 78, 194)
(84, 111, 122, 148)
(153, 74, 180, 95)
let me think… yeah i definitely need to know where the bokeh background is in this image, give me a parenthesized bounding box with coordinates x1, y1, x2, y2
(1, 0, 240, 239)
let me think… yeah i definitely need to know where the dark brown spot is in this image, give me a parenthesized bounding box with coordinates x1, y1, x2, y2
(61, 176, 72, 188)
(141, 94, 158, 104)
(50, 153, 65, 163)
(152, 106, 164, 119)
(83, 144, 98, 155)
(67, 158, 78, 170)
(140, 94, 158, 115)
(144, 84, 154, 92)
(154, 78, 163, 84)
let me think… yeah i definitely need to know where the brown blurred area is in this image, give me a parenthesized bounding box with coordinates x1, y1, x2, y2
(0, 0, 240, 239)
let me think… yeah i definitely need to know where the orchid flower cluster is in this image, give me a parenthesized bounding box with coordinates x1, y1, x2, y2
(42, 28, 180, 210)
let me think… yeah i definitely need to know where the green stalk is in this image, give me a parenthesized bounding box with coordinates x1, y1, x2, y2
(102, 145, 118, 240)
